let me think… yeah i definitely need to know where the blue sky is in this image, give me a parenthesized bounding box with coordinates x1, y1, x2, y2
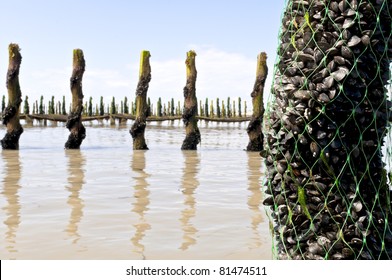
(0, 0, 285, 108)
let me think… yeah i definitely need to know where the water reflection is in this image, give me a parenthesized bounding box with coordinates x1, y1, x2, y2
(179, 151, 200, 250)
(1, 150, 21, 255)
(247, 152, 263, 248)
(130, 151, 150, 258)
(65, 150, 85, 244)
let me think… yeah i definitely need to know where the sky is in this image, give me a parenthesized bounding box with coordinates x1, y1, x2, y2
(0, 0, 286, 108)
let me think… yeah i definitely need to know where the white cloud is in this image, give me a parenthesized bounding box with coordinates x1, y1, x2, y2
(194, 46, 255, 101)
(24, 68, 70, 103)
(148, 59, 185, 101)
(147, 46, 259, 106)
(86, 69, 131, 88)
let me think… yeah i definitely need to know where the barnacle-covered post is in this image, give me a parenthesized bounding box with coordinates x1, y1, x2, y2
(246, 52, 268, 151)
(263, 0, 392, 259)
(181, 50, 200, 150)
(1, 44, 23, 149)
(130, 50, 151, 150)
(65, 49, 86, 149)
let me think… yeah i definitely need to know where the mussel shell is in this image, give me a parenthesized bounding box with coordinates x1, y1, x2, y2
(310, 141, 320, 157)
(332, 67, 349, 82)
(343, 18, 355, 29)
(352, 201, 363, 212)
(294, 90, 312, 101)
(317, 93, 330, 104)
(348, 35, 361, 47)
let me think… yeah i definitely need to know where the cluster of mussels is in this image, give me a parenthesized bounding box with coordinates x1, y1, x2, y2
(263, 0, 392, 259)
(65, 106, 86, 149)
(1, 105, 24, 149)
(130, 74, 152, 150)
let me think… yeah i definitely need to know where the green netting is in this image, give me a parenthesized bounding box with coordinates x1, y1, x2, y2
(263, 0, 392, 259)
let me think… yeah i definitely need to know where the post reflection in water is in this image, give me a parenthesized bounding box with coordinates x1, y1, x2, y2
(65, 150, 85, 244)
(179, 151, 200, 251)
(247, 152, 263, 249)
(1, 150, 21, 255)
(130, 151, 151, 258)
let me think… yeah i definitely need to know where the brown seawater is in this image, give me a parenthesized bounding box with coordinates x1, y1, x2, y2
(0, 120, 272, 259)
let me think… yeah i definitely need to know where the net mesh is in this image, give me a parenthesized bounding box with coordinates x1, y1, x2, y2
(263, 0, 392, 259)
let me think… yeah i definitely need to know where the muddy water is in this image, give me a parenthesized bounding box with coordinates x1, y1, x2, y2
(0, 120, 272, 259)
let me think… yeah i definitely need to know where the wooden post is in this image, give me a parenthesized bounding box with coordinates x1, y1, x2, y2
(65, 49, 86, 149)
(181, 50, 200, 150)
(246, 52, 268, 151)
(1, 44, 23, 149)
(238, 97, 242, 117)
(130, 50, 151, 150)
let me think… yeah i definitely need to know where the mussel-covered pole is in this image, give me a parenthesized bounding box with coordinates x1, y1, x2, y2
(1, 44, 23, 150)
(246, 52, 268, 151)
(181, 50, 200, 150)
(130, 50, 151, 150)
(65, 49, 86, 149)
(263, 1, 392, 259)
